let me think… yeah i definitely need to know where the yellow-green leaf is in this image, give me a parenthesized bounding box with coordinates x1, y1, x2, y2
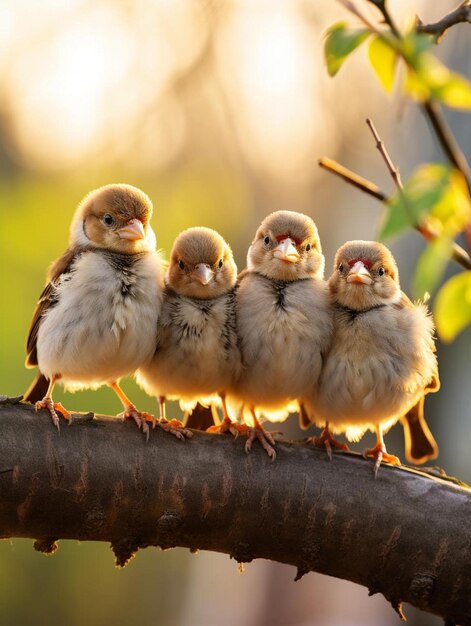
(404, 67, 430, 101)
(368, 35, 398, 92)
(412, 237, 452, 298)
(434, 72, 471, 110)
(430, 169, 471, 236)
(435, 271, 471, 342)
(401, 33, 471, 110)
(401, 32, 435, 59)
(324, 22, 370, 77)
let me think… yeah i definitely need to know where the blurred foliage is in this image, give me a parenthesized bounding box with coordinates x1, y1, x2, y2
(378, 164, 470, 297)
(401, 32, 471, 108)
(379, 164, 458, 240)
(435, 270, 471, 341)
(324, 1, 471, 340)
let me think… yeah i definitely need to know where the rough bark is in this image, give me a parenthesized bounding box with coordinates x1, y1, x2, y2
(1, 397, 470, 625)
(417, 1, 471, 39)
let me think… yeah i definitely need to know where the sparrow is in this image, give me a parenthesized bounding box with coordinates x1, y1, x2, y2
(136, 226, 242, 434)
(230, 210, 333, 459)
(305, 240, 439, 474)
(24, 183, 165, 438)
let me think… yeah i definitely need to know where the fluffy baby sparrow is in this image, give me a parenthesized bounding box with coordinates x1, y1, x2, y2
(24, 184, 164, 437)
(305, 240, 439, 474)
(136, 227, 242, 433)
(230, 210, 332, 459)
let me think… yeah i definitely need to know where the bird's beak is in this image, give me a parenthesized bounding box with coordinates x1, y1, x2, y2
(117, 218, 145, 241)
(273, 238, 300, 263)
(346, 261, 373, 285)
(193, 263, 214, 285)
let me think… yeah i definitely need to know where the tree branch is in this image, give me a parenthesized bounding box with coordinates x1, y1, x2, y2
(1, 398, 471, 624)
(318, 156, 471, 271)
(417, 1, 471, 40)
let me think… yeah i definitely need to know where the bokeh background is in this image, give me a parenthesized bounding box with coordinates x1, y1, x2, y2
(0, 1, 470, 625)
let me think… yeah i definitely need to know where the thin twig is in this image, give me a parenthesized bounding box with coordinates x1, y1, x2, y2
(417, 1, 471, 40)
(366, 118, 403, 189)
(318, 157, 471, 271)
(318, 157, 387, 201)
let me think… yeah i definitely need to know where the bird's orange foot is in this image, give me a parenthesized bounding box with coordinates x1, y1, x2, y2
(307, 430, 349, 461)
(155, 418, 193, 441)
(35, 399, 70, 431)
(207, 418, 248, 439)
(363, 443, 401, 477)
(119, 406, 154, 440)
(244, 424, 278, 461)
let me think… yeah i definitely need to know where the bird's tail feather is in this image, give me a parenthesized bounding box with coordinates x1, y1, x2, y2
(23, 373, 49, 404)
(183, 403, 217, 431)
(298, 402, 311, 430)
(401, 397, 439, 464)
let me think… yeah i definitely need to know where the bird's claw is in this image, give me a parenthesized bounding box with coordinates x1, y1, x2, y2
(35, 398, 70, 431)
(120, 407, 153, 441)
(306, 430, 349, 461)
(155, 418, 193, 440)
(207, 418, 247, 439)
(244, 426, 276, 460)
(363, 444, 401, 477)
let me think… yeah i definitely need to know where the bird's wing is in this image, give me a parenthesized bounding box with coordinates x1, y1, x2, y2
(25, 247, 83, 368)
(396, 290, 440, 393)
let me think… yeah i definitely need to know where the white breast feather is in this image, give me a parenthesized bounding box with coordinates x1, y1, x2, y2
(230, 273, 333, 420)
(36, 251, 163, 391)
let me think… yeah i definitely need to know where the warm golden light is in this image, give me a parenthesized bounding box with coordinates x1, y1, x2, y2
(218, 4, 321, 179)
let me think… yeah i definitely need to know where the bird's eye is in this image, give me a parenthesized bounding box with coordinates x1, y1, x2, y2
(264, 236, 270, 245)
(103, 214, 114, 226)
(178, 260, 185, 270)
(218, 259, 224, 269)
(306, 243, 312, 252)
(378, 267, 385, 276)
(338, 263, 344, 273)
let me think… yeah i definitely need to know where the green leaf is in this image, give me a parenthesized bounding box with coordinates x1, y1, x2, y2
(324, 22, 370, 77)
(379, 164, 470, 241)
(379, 164, 450, 240)
(435, 271, 471, 342)
(412, 237, 452, 298)
(379, 196, 413, 240)
(401, 32, 435, 59)
(368, 35, 398, 92)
